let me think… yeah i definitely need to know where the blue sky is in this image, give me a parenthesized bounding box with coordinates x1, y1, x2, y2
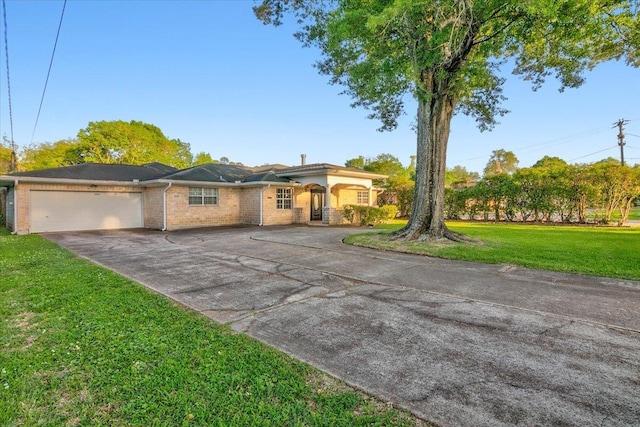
(1, 0, 639, 174)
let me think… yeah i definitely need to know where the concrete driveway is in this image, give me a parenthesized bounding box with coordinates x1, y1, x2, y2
(45, 226, 640, 426)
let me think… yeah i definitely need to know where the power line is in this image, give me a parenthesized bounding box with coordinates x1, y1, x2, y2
(1, 0, 17, 171)
(568, 146, 617, 162)
(30, 0, 67, 144)
(461, 123, 614, 163)
(515, 126, 609, 155)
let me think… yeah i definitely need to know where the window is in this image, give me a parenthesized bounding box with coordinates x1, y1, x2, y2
(276, 188, 292, 209)
(189, 187, 218, 205)
(357, 191, 369, 205)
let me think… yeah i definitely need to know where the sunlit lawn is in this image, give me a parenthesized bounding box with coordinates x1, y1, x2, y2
(0, 233, 427, 427)
(345, 220, 640, 281)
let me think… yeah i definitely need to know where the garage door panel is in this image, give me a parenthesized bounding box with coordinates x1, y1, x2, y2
(30, 191, 143, 233)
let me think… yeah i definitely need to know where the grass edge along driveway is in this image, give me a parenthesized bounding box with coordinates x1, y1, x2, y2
(0, 232, 429, 427)
(344, 221, 640, 281)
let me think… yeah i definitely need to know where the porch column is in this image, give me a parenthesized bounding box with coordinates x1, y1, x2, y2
(323, 185, 332, 225)
(368, 187, 373, 206)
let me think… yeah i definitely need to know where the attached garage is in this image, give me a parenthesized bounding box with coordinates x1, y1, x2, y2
(30, 190, 143, 233)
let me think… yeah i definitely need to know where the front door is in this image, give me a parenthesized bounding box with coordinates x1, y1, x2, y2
(310, 190, 324, 221)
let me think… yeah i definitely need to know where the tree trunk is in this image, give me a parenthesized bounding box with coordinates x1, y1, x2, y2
(392, 78, 469, 242)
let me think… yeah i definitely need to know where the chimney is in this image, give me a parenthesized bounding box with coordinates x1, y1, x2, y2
(301, 154, 307, 166)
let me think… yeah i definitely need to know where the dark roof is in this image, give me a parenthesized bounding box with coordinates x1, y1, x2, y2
(243, 171, 292, 183)
(246, 164, 290, 173)
(143, 162, 179, 175)
(8, 163, 176, 181)
(277, 163, 345, 173)
(162, 163, 253, 183)
(276, 163, 387, 178)
(2, 161, 381, 185)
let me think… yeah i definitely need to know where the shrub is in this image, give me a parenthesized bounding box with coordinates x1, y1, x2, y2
(379, 204, 398, 220)
(342, 204, 397, 225)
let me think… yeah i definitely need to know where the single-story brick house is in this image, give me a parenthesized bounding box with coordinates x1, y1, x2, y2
(0, 160, 386, 234)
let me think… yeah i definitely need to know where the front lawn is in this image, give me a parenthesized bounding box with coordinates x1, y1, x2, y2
(0, 234, 426, 426)
(345, 221, 640, 281)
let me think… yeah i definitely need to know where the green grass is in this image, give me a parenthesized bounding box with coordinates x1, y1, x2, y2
(0, 235, 427, 427)
(345, 221, 640, 281)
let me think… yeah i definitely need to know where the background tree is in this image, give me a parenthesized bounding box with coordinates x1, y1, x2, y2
(363, 153, 406, 179)
(446, 165, 480, 186)
(76, 120, 193, 168)
(20, 139, 83, 171)
(345, 156, 365, 169)
(0, 137, 15, 174)
(193, 152, 217, 166)
(484, 149, 519, 177)
(15, 121, 200, 171)
(350, 153, 415, 214)
(530, 157, 575, 222)
(256, 0, 638, 241)
(617, 165, 640, 226)
(590, 161, 640, 224)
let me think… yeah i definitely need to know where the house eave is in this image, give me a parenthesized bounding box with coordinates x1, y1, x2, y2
(147, 179, 300, 188)
(278, 169, 387, 180)
(0, 176, 142, 187)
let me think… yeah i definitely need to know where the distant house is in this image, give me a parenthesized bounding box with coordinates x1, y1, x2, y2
(0, 159, 386, 234)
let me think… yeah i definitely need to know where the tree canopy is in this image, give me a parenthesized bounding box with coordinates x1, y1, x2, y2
(256, 0, 639, 240)
(484, 149, 519, 176)
(0, 138, 14, 174)
(193, 152, 217, 166)
(76, 120, 193, 168)
(446, 165, 480, 185)
(21, 139, 82, 171)
(13, 121, 221, 171)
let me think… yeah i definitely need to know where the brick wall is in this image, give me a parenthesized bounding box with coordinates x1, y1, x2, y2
(294, 188, 310, 223)
(337, 188, 370, 207)
(144, 187, 165, 229)
(261, 186, 295, 225)
(165, 185, 242, 230)
(240, 187, 261, 225)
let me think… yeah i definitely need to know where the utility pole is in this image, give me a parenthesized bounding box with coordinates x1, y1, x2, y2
(614, 119, 628, 166)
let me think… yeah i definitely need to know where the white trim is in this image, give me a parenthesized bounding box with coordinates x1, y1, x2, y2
(162, 182, 172, 231)
(187, 187, 219, 206)
(146, 179, 300, 188)
(259, 184, 271, 226)
(12, 179, 18, 234)
(0, 176, 300, 189)
(356, 190, 370, 205)
(275, 187, 293, 210)
(277, 169, 386, 180)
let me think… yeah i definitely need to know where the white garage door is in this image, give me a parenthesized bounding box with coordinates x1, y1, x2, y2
(30, 190, 143, 233)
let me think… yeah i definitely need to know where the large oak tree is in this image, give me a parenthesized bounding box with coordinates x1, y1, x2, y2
(255, 0, 639, 240)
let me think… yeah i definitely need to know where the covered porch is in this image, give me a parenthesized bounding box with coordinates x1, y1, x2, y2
(276, 163, 386, 225)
